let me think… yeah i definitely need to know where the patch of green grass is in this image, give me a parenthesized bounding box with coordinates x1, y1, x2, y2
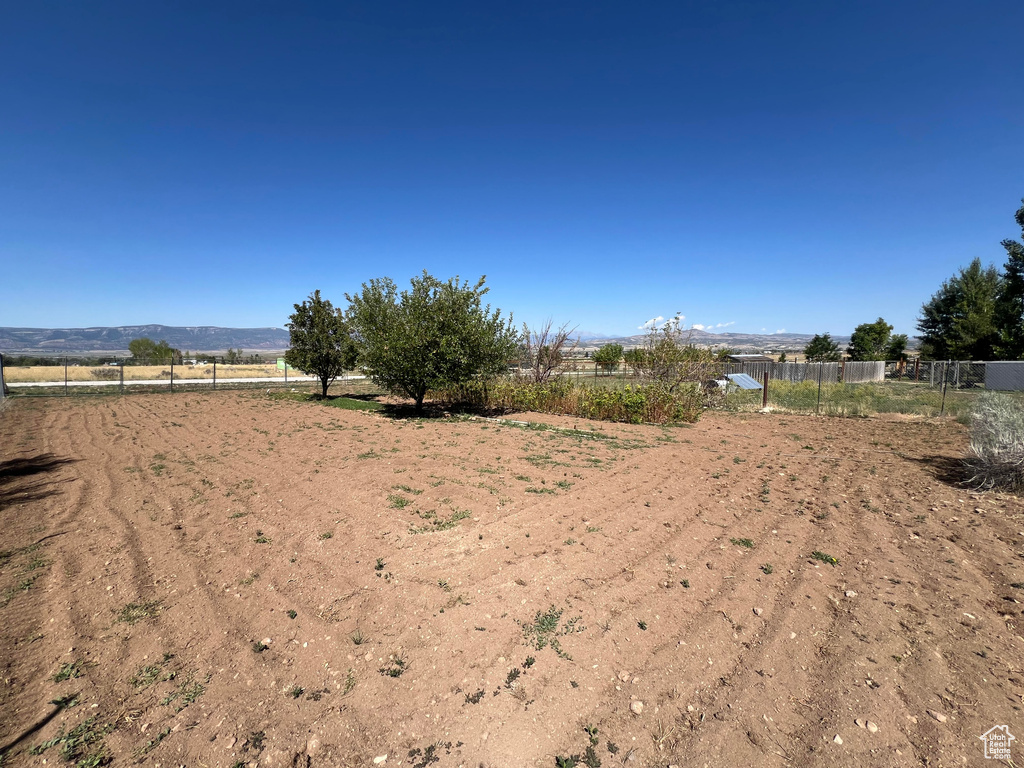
(374, 557, 385, 571)
(409, 507, 471, 534)
(318, 531, 333, 540)
(29, 716, 114, 765)
(255, 529, 271, 544)
(350, 628, 366, 645)
(252, 640, 269, 653)
(289, 685, 305, 699)
(379, 655, 407, 678)
(52, 661, 84, 682)
(518, 605, 584, 660)
(680, 579, 690, 588)
(160, 676, 208, 712)
(761, 564, 773, 575)
(812, 551, 839, 566)
(465, 689, 485, 704)
(115, 600, 161, 625)
(729, 537, 755, 549)
(388, 494, 411, 509)
(636, 620, 647, 631)
(240, 572, 260, 585)
(128, 664, 165, 688)
(526, 486, 556, 494)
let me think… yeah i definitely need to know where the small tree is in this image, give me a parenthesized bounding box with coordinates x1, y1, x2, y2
(630, 316, 716, 390)
(520, 320, 579, 383)
(225, 348, 243, 364)
(285, 290, 358, 398)
(886, 333, 909, 361)
(848, 317, 894, 361)
(623, 347, 647, 376)
(803, 333, 841, 362)
(777, 351, 787, 363)
(592, 343, 623, 373)
(346, 272, 519, 414)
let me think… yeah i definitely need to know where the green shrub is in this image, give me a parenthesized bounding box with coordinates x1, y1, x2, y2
(432, 377, 704, 424)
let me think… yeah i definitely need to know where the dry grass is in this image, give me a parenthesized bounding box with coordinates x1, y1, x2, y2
(3, 364, 326, 383)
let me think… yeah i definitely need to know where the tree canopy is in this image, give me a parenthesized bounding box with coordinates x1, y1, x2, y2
(803, 333, 841, 362)
(346, 272, 520, 413)
(592, 343, 623, 370)
(996, 200, 1024, 358)
(917, 258, 1001, 360)
(285, 289, 358, 397)
(128, 338, 181, 364)
(847, 317, 898, 361)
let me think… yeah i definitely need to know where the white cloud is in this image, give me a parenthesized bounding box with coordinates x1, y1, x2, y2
(761, 327, 767, 332)
(715, 321, 735, 329)
(773, 328, 787, 334)
(638, 313, 685, 331)
(691, 323, 707, 331)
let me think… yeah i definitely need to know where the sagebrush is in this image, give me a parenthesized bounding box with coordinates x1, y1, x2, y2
(964, 391, 1024, 491)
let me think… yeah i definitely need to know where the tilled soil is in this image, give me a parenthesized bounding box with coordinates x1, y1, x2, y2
(1, 391, 1022, 767)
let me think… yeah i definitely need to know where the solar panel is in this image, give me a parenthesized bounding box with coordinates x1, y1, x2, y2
(726, 373, 763, 390)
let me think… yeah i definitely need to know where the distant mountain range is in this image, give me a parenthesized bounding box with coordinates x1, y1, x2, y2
(0, 325, 290, 354)
(0, 324, 917, 355)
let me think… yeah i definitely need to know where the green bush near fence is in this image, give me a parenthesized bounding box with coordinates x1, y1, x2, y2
(432, 377, 705, 424)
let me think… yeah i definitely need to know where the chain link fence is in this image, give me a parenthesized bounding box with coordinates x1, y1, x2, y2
(720, 360, 1011, 418)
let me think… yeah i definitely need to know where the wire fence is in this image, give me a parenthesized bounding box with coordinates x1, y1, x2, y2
(0, 354, 334, 396)
(4, 353, 1024, 419)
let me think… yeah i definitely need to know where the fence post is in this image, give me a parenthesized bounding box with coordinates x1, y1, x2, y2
(762, 369, 770, 409)
(0, 353, 5, 400)
(940, 361, 948, 416)
(170, 358, 174, 393)
(284, 362, 288, 384)
(816, 362, 823, 414)
(914, 358, 920, 382)
(119, 361, 124, 395)
(213, 360, 217, 391)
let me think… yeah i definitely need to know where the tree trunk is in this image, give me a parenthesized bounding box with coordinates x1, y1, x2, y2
(415, 393, 425, 415)
(321, 376, 330, 398)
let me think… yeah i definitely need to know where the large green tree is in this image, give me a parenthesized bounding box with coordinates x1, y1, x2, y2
(847, 317, 902, 361)
(346, 272, 520, 414)
(803, 333, 841, 362)
(592, 343, 624, 372)
(996, 200, 1024, 359)
(917, 258, 1002, 360)
(128, 338, 181, 364)
(285, 290, 358, 398)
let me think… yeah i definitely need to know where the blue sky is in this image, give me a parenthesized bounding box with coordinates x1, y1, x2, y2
(2, 1, 1022, 337)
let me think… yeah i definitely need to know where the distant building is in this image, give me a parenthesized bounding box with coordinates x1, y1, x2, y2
(726, 354, 774, 363)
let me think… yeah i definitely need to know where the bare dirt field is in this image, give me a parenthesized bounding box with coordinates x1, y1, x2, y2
(1, 391, 1022, 767)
